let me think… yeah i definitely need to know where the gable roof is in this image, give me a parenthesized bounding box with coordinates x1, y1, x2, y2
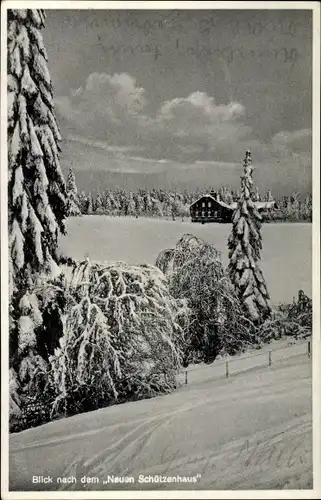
(190, 195, 275, 211)
(189, 194, 216, 208)
(190, 194, 238, 210)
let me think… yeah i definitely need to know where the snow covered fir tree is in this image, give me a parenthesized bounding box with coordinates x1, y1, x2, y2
(66, 167, 81, 216)
(8, 9, 67, 282)
(7, 9, 68, 428)
(228, 151, 271, 323)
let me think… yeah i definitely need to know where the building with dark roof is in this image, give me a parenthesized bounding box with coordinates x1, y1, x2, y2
(190, 193, 275, 223)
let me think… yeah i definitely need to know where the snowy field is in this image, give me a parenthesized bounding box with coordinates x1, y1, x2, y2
(59, 216, 312, 304)
(9, 340, 312, 491)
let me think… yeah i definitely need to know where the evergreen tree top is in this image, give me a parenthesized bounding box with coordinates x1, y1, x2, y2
(240, 150, 255, 201)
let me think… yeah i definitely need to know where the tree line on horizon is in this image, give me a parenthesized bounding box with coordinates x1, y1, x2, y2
(66, 168, 312, 222)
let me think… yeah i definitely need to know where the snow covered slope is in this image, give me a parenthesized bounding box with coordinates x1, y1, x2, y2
(9, 343, 312, 491)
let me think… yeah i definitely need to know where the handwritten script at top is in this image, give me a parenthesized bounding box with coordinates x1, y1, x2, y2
(95, 36, 299, 67)
(88, 11, 306, 38)
(90, 11, 305, 67)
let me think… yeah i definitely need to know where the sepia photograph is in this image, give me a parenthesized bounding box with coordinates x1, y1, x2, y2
(1, 1, 320, 498)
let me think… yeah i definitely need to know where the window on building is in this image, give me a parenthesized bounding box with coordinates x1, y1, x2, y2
(214, 211, 218, 218)
(208, 202, 211, 208)
(202, 211, 205, 217)
(195, 211, 198, 216)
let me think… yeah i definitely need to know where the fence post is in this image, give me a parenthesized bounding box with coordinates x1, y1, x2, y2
(268, 350, 272, 366)
(225, 361, 229, 378)
(185, 371, 188, 385)
(308, 340, 311, 359)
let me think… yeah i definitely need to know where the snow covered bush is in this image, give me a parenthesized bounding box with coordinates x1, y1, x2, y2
(258, 290, 312, 342)
(156, 234, 256, 366)
(49, 259, 188, 418)
(9, 273, 68, 432)
(228, 151, 271, 323)
(10, 257, 188, 429)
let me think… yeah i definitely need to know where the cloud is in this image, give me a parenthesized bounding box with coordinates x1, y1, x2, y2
(55, 72, 146, 143)
(66, 134, 141, 153)
(83, 72, 146, 115)
(159, 92, 245, 123)
(55, 72, 312, 173)
(271, 129, 312, 157)
(150, 93, 251, 159)
(137, 91, 253, 162)
(55, 72, 253, 160)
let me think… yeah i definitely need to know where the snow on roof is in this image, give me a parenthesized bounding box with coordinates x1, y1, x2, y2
(190, 196, 275, 211)
(219, 200, 237, 210)
(190, 195, 237, 210)
(255, 201, 276, 210)
(190, 194, 216, 207)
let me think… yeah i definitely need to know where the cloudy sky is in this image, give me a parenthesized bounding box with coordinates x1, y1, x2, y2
(43, 8, 312, 195)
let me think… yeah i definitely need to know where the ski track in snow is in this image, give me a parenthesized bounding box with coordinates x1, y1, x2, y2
(9, 345, 312, 491)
